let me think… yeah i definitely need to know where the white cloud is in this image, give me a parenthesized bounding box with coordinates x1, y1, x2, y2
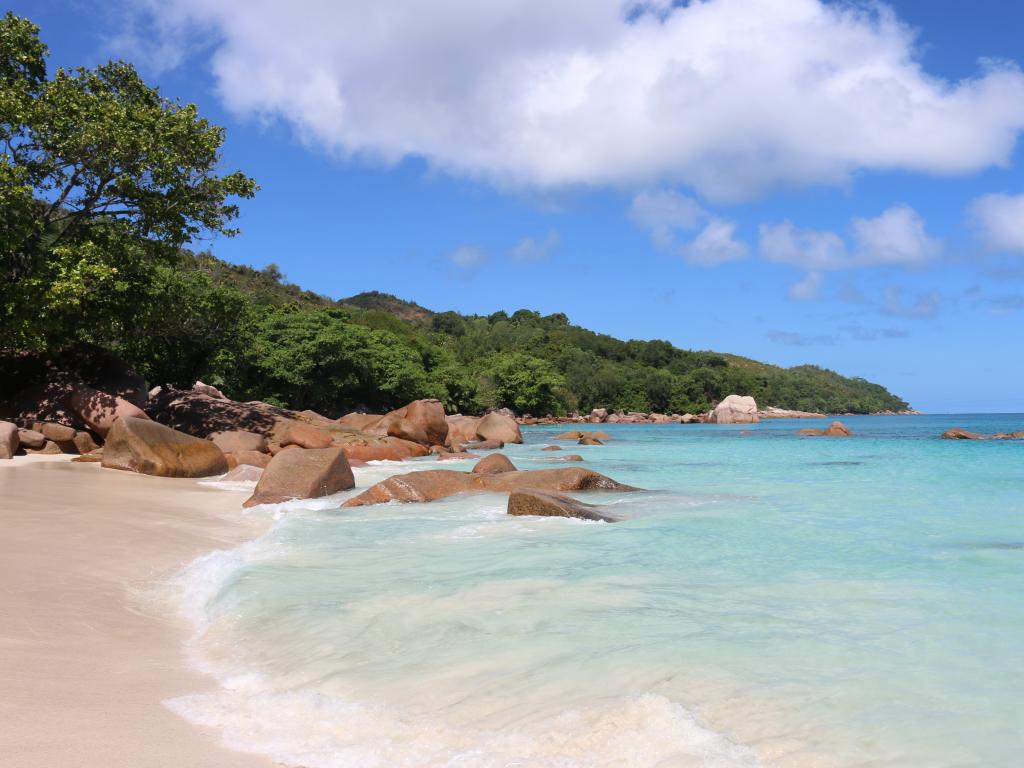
(969, 193, 1024, 253)
(851, 205, 940, 266)
(758, 205, 940, 276)
(683, 218, 748, 266)
(510, 231, 560, 262)
(788, 270, 824, 300)
(629, 189, 706, 249)
(127, 0, 1024, 200)
(760, 222, 847, 270)
(446, 245, 488, 269)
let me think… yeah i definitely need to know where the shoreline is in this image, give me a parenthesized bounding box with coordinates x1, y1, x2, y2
(0, 457, 275, 768)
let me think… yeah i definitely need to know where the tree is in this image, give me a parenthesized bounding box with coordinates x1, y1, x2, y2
(475, 351, 568, 415)
(0, 12, 256, 350)
(238, 308, 439, 414)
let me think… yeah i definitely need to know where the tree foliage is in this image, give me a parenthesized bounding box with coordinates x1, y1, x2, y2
(0, 12, 256, 350)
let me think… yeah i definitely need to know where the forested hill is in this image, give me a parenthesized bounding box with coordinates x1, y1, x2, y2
(109, 253, 908, 417)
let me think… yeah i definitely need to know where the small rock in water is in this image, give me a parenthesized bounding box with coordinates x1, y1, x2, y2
(507, 489, 620, 522)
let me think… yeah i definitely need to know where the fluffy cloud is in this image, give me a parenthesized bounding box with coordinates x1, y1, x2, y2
(628, 189, 706, 249)
(969, 193, 1024, 253)
(851, 205, 940, 266)
(128, 0, 1024, 199)
(682, 218, 748, 266)
(758, 205, 940, 289)
(761, 223, 847, 270)
(510, 231, 560, 262)
(756, 206, 939, 300)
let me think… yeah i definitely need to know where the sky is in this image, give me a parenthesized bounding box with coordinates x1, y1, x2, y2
(12, 0, 1024, 412)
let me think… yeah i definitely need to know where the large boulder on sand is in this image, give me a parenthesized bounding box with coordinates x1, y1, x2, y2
(69, 385, 149, 438)
(342, 466, 635, 507)
(369, 413, 429, 445)
(471, 453, 517, 474)
(210, 430, 268, 454)
(708, 395, 759, 424)
(17, 428, 46, 450)
(280, 423, 334, 449)
(337, 412, 383, 430)
(244, 446, 354, 507)
(476, 411, 523, 444)
(101, 417, 228, 477)
(226, 450, 272, 469)
(507, 490, 619, 522)
(358, 400, 448, 447)
(0, 421, 18, 459)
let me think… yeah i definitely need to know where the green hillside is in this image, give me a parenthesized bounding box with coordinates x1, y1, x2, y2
(97, 253, 908, 417)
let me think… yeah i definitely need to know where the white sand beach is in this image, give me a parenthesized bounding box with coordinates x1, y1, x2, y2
(0, 457, 274, 767)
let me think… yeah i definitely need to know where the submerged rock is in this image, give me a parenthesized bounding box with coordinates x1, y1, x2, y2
(546, 454, 585, 462)
(471, 453, 517, 474)
(244, 446, 355, 507)
(578, 436, 604, 445)
(541, 445, 562, 451)
(343, 467, 635, 507)
(101, 417, 228, 477)
(507, 489, 620, 522)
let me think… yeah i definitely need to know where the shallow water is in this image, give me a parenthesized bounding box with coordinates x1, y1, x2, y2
(168, 415, 1024, 767)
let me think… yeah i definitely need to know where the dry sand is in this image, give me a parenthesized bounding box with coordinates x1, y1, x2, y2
(0, 456, 275, 767)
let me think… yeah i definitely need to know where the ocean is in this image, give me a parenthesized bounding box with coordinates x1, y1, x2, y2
(166, 414, 1024, 767)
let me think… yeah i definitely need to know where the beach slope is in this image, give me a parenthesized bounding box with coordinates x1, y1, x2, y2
(0, 458, 272, 767)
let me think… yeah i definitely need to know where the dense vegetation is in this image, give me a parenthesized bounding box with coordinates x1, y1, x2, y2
(1, 13, 909, 418)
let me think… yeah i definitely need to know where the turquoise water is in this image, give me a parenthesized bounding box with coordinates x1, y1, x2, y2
(169, 415, 1024, 767)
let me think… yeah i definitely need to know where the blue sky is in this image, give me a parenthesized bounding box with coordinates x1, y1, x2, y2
(13, 0, 1024, 412)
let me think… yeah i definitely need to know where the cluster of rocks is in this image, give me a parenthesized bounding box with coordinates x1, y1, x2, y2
(941, 428, 1024, 441)
(553, 430, 610, 446)
(798, 421, 854, 437)
(341, 451, 632, 521)
(0, 420, 100, 460)
(521, 395, 810, 426)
